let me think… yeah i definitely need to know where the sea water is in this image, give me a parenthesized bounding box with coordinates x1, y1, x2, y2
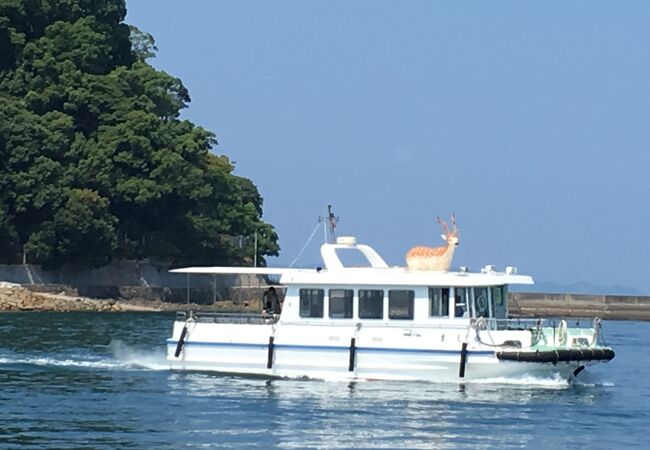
(0, 312, 646, 449)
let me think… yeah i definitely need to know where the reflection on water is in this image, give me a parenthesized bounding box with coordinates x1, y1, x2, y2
(162, 371, 611, 449)
(0, 313, 645, 449)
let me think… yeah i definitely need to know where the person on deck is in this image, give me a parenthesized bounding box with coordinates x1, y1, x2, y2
(263, 287, 281, 314)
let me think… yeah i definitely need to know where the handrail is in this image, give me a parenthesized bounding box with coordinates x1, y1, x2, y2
(496, 317, 596, 330)
(176, 311, 279, 325)
(279, 320, 470, 330)
(175, 312, 598, 330)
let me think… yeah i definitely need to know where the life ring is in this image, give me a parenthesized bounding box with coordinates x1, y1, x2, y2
(476, 295, 487, 312)
(557, 319, 568, 346)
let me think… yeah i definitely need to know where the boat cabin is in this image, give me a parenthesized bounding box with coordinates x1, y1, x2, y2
(277, 237, 532, 325)
(170, 236, 533, 326)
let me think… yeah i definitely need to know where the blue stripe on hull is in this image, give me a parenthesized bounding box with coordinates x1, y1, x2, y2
(166, 339, 494, 356)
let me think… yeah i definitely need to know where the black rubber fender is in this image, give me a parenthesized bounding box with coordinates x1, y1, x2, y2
(174, 325, 188, 358)
(496, 348, 615, 363)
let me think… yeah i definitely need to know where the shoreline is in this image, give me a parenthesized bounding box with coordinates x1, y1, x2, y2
(0, 283, 260, 314)
(508, 292, 650, 321)
(2, 283, 650, 320)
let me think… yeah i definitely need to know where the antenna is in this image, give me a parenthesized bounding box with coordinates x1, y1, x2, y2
(318, 204, 339, 244)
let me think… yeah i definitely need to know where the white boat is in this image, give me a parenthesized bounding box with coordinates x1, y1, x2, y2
(166, 225, 614, 382)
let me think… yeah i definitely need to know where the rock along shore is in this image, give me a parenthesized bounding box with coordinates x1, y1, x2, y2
(0, 282, 260, 313)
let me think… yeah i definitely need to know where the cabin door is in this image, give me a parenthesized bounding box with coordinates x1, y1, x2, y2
(491, 286, 507, 319)
(473, 287, 489, 318)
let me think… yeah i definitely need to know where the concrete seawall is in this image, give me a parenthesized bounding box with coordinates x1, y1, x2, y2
(509, 292, 650, 321)
(0, 263, 269, 304)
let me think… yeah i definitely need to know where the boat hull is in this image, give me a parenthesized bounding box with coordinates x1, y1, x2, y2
(166, 333, 610, 382)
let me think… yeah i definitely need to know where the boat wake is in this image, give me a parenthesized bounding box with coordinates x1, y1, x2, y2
(465, 375, 571, 388)
(0, 349, 615, 388)
(0, 341, 170, 372)
(467, 373, 615, 388)
(257, 372, 608, 388)
(0, 355, 126, 370)
(109, 339, 170, 371)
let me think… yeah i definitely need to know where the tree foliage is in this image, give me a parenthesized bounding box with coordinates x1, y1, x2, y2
(0, 0, 279, 267)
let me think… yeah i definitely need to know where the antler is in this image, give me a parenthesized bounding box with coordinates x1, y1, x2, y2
(451, 213, 458, 235)
(436, 215, 450, 236)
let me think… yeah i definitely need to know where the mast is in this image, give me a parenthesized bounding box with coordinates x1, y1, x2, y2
(319, 204, 338, 244)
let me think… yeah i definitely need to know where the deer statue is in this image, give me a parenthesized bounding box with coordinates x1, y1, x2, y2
(405, 214, 459, 271)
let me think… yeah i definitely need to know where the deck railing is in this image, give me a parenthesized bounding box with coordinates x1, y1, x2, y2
(492, 317, 599, 331)
(174, 312, 599, 330)
(175, 311, 279, 325)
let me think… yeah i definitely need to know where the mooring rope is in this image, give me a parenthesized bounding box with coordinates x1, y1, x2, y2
(289, 221, 322, 268)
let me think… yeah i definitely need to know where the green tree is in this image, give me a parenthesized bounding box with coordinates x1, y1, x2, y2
(24, 188, 117, 268)
(0, 0, 279, 267)
(129, 25, 157, 61)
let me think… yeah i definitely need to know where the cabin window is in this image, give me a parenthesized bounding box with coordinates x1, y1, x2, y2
(389, 290, 414, 320)
(329, 289, 353, 319)
(454, 287, 470, 318)
(474, 287, 489, 318)
(299, 288, 324, 318)
(359, 289, 384, 319)
(429, 287, 450, 317)
(491, 285, 508, 319)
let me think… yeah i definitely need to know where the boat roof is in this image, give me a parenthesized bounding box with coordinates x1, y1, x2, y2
(170, 267, 305, 276)
(282, 267, 533, 287)
(170, 238, 534, 288)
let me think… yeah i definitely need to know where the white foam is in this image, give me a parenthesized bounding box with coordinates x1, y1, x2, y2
(465, 374, 570, 387)
(0, 340, 171, 372)
(260, 372, 573, 387)
(572, 380, 616, 387)
(0, 356, 127, 369)
(109, 340, 171, 371)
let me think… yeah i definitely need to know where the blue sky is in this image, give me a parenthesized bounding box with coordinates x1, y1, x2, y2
(126, 1, 650, 293)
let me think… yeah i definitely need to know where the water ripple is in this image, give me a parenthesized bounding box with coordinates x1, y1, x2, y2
(0, 313, 644, 449)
